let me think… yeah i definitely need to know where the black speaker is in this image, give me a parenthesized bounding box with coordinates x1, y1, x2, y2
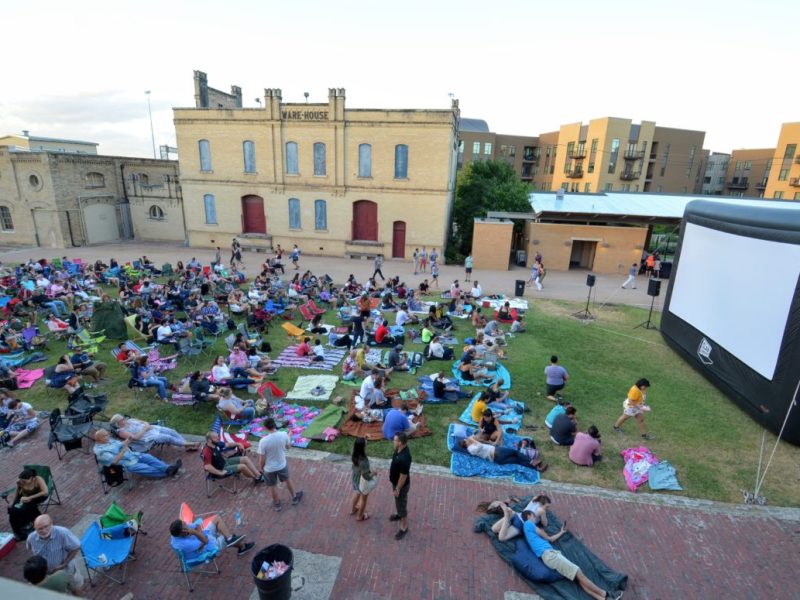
(647, 278, 661, 297)
(586, 274, 596, 288)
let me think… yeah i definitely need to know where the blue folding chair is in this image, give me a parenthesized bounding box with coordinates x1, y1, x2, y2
(81, 521, 138, 586)
(173, 545, 221, 591)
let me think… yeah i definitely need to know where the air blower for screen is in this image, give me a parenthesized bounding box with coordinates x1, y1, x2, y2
(634, 278, 661, 330)
(572, 274, 596, 321)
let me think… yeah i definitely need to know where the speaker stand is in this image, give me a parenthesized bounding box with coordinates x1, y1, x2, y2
(573, 287, 595, 321)
(635, 295, 658, 330)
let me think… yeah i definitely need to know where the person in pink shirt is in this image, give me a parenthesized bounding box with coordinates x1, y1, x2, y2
(568, 426, 603, 467)
(227, 345, 261, 378)
(295, 337, 312, 357)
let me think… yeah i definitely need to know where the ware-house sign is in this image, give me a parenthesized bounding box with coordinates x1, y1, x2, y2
(282, 109, 329, 120)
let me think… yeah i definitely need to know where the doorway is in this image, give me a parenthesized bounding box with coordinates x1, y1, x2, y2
(352, 200, 378, 241)
(241, 195, 266, 234)
(392, 221, 406, 258)
(569, 240, 597, 269)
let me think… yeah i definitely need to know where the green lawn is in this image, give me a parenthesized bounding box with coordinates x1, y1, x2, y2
(13, 289, 800, 507)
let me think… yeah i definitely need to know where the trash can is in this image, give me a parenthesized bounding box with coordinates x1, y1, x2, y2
(252, 544, 294, 600)
(514, 280, 526, 297)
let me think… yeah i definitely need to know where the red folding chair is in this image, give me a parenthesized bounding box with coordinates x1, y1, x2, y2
(298, 304, 315, 323)
(307, 300, 326, 315)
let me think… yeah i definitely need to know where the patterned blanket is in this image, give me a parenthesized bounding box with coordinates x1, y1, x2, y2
(459, 392, 525, 432)
(273, 346, 347, 370)
(451, 361, 511, 388)
(239, 401, 322, 448)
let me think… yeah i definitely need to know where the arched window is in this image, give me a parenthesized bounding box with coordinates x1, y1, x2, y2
(358, 143, 372, 178)
(198, 139, 212, 171)
(243, 140, 256, 173)
(394, 144, 408, 179)
(149, 205, 165, 220)
(203, 194, 217, 224)
(313, 142, 326, 176)
(286, 142, 298, 175)
(314, 199, 327, 230)
(288, 198, 301, 229)
(139, 173, 150, 186)
(0, 206, 13, 231)
(86, 172, 105, 188)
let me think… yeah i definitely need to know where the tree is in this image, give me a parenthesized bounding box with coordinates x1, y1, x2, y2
(449, 160, 532, 257)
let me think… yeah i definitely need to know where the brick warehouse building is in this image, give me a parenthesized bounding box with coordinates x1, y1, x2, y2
(173, 71, 459, 259)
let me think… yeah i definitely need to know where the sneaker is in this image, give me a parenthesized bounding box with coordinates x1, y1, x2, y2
(291, 491, 304, 505)
(394, 528, 408, 540)
(641, 433, 655, 440)
(254, 474, 265, 485)
(613, 426, 623, 434)
(237, 542, 255, 556)
(225, 534, 245, 548)
(388, 514, 401, 522)
(273, 501, 282, 512)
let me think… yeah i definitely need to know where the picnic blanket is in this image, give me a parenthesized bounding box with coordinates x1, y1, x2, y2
(447, 423, 540, 484)
(285, 374, 339, 401)
(15, 367, 45, 389)
(621, 446, 659, 492)
(239, 401, 322, 448)
(365, 348, 383, 364)
(480, 297, 529, 311)
(459, 392, 524, 432)
(381, 350, 423, 368)
(451, 361, 511, 389)
(647, 460, 683, 491)
(409, 301, 436, 315)
(302, 404, 346, 440)
(339, 390, 432, 441)
(273, 346, 347, 370)
(474, 496, 628, 599)
(416, 375, 462, 403)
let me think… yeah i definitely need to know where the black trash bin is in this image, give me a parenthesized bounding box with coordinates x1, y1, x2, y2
(514, 280, 526, 297)
(252, 544, 294, 600)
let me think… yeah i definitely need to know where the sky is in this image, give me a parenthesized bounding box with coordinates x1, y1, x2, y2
(1, 0, 796, 158)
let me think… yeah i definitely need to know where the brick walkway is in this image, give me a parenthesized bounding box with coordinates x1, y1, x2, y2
(1, 436, 798, 600)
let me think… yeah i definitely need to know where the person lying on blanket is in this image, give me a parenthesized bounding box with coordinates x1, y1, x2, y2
(522, 512, 621, 600)
(478, 493, 552, 541)
(459, 437, 548, 472)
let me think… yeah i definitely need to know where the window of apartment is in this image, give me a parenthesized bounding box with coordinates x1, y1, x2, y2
(314, 199, 327, 230)
(779, 168, 789, 181)
(288, 198, 301, 229)
(203, 194, 217, 224)
(735, 160, 742, 171)
(0, 206, 13, 230)
(604, 183, 613, 192)
(661, 143, 671, 172)
(686, 145, 696, 177)
(523, 146, 534, 161)
(544, 146, 552, 171)
(657, 185, 663, 192)
(566, 141, 575, 161)
(608, 139, 620, 174)
(472, 141, 481, 156)
(584, 182, 591, 193)
(286, 142, 299, 175)
(744, 160, 751, 170)
(774, 191, 784, 199)
(313, 142, 326, 176)
(198, 139, 212, 172)
(550, 148, 556, 174)
(622, 183, 631, 192)
(139, 173, 150, 186)
(86, 172, 105, 188)
(784, 144, 797, 158)
(794, 192, 800, 201)
(717, 176, 725, 184)
(484, 142, 492, 155)
(358, 143, 372, 177)
(634, 184, 640, 192)
(458, 140, 464, 154)
(243, 140, 256, 173)
(682, 186, 688, 193)
(588, 138, 598, 173)
(394, 144, 409, 179)
(521, 163, 532, 177)
(703, 176, 711, 184)
(149, 205, 165, 220)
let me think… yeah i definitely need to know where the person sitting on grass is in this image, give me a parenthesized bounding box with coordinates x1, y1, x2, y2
(510, 315, 526, 333)
(295, 336, 312, 357)
(458, 348, 490, 383)
(374, 319, 395, 346)
(387, 344, 414, 373)
(613, 378, 654, 440)
(545, 401, 569, 430)
(550, 405, 578, 446)
(432, 371, 460, 400)
(569, 425, 603, 467)
(472, 306, 487, 329)
(460, 437, 548, 472)
(169, 514, 254, 559)
(545, 355, 569, 402)
(356, 344, 393, 378)
(395, 303, 419, 327)
(228, 344, 265, 379)
(426, 335, 454, 361)
(343, 349, 367, 382)
(521, 512, 621, 600)
(217, 387, 255, 421)
(211, 355, 256, 388)
(110, 414, 201, 452)
(382, 402, 420, 440)
(497, 301, 512, 321)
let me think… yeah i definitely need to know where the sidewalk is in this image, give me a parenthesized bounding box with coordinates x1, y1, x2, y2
(0, 241, 660, 310)
(0, 435, 797, 599)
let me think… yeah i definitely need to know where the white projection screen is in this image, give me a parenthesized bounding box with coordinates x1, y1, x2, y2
(661, 199, 800, 445)
(668, 222, 800, 380)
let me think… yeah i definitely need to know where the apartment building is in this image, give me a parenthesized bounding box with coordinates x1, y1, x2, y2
(724, 149, 773, 198)
(457, 120, 539, 182)
(764, 122, 800, 201)
(701, 152, 730, 195)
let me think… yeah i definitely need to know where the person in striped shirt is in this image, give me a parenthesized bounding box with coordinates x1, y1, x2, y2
(26, 514, 84, 593)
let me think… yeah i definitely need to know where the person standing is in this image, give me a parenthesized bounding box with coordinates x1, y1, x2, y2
(389, 432, 411, 540)
(430, 248, 439, 269)
(431, 262, 439, 288)
(291, 244, 301, 270)
(535, 260, 545, 291)
(621, 263, 638, 289)
(372, 254, 385, 281)
(544, 355, 569, 402)
(350, 437, 376, 522)
(26, 515, 83, 594)
(230, 238, 240, 266)
(213, 246, 221, 268)
(419, 247, 428, 273)
(613, 378, 653, 439)
(412, 248, 420, 275)
(256, 418, 304, 512)
(464, 253, 473, 282)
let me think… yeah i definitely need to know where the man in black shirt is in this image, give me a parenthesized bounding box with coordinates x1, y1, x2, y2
(389, 432, 411, 540)
(550, 406, 578, 446)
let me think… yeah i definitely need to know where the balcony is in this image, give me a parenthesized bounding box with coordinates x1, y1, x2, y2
(790, 177, 800, 187)
(620, 170, 641, 181)
(754, 180, 767, 191)
(726, 179, 749, 189)
(624, 150, 646, 160)
(568, 148, 587, 159)
(566, 168, 584, 178)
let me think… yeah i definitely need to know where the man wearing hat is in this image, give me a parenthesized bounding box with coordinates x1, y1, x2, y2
(387, 343, 414, 373)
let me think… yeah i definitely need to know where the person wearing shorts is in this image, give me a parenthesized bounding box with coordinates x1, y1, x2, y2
(257, 418, 303, 512)
(522, 512, 622, 600)
(613, 378, 653, 440)
(169, 515, 253, 559)
(201, 431, 263, 482)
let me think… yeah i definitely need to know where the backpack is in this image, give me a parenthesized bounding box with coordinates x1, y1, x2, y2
(226, 318, 236, 331)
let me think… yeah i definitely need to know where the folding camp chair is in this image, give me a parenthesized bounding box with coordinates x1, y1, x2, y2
(307, 300, 326, 316)
(176, 336, 203, 366)
(173, 542, 221, 591)
(205, 467, 239, 498)
(282, 321, 305, 340)
(21, 325, 48, 351)
(1, 464, 61, 512)
(191, 327, 215, 356)
(82, 504, 143, 586)
(75, 327, 106, 346)
(124, 314, 148, 342)
(66, 392, 108, 418)
(161, 263, 175, 277)
(236, 322, 259, 346)
(265, 298, 285, 316)
(298, 304, 315, 324)
(49, 408, 94, 459)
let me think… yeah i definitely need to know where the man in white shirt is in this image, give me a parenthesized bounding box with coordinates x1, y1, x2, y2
(470, 281, 483, 299)
(156, 322, 175, 344)
(358, 371, 377, 409)
(256, 418, 303, 512)
(395, 303, 419, 327)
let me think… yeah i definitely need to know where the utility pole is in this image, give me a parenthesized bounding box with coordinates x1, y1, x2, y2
(145, 90, 156, 159)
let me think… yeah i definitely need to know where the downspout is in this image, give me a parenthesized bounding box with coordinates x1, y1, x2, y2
(176, 169, 189, 246)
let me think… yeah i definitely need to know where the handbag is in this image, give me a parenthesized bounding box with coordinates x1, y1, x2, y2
(358, 472, 379, 495)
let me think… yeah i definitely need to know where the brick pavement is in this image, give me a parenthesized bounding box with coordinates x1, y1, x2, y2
(1, 435, 798, 600)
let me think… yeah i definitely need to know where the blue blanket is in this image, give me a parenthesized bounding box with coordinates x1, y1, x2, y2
(459, 392, 524, 432)
(451, 361, 511, 389)
(647, 461, 683, 491)
(447, 423, 540, 485)
(416, 376, 462, 404)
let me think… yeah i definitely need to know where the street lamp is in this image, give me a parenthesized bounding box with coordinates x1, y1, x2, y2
(145, 90, 156, 159)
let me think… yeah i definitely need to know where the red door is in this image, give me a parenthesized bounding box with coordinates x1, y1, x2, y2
(352, 200, 378, 241)
(392, 221, 406, 258)
(241, 195, 266, 234)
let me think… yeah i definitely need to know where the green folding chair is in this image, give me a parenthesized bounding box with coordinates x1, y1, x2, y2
(1, 464, 62, 512)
